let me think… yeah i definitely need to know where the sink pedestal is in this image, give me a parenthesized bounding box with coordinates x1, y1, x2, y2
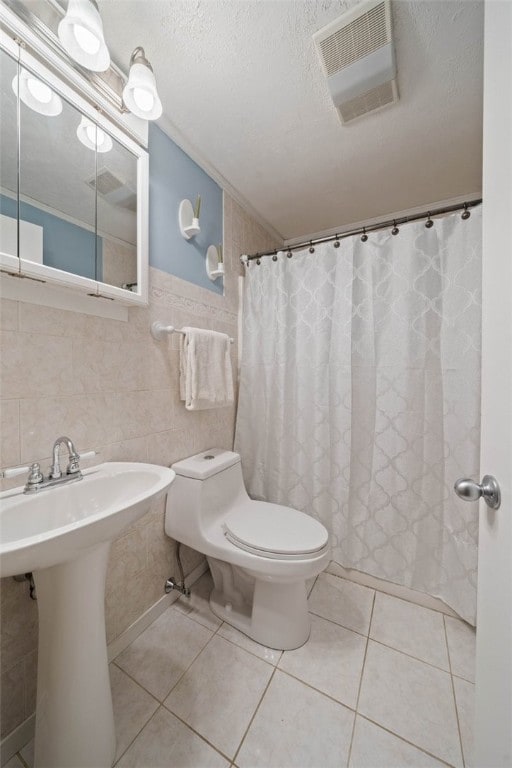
(33, 541, 115, 768)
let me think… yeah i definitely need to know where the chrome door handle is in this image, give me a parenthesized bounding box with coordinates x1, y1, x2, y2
(454, 475, 501, 510)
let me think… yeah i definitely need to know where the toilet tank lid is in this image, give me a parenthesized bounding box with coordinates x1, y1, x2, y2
(171, 449, 241, 480)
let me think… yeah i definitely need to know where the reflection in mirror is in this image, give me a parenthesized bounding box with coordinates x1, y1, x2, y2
(0, 48, 19, 260)
(96, 133, 138, 291)
(19, 64, 98, 279)
(0, 34, 145, 301)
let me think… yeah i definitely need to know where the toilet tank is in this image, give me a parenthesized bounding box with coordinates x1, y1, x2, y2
(165, 449, 249, 545)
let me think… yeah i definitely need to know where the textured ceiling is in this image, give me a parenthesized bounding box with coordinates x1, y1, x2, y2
(97, 0, 484, 241)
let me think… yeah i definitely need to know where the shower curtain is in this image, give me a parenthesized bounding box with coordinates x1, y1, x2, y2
(235, 209, 481, 624)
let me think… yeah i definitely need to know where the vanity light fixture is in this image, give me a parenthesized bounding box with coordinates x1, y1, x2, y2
(76, 115, 113, 152)
(11, 69, 63, 116)
(58, 0, 110, 72)
(122, 47, 162, 121)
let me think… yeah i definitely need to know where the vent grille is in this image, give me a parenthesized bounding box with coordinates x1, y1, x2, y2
(317, 0, 390, 77)
(86, 169, 137, 212)
(338, 79, 397, 123)
(89, 169, 123, 195)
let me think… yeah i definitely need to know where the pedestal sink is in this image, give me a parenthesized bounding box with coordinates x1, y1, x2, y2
(0, 462, 175, 768)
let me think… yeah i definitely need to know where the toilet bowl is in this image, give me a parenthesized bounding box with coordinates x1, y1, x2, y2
(165, 449, 329, 650)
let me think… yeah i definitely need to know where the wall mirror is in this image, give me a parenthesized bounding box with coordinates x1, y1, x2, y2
(0, 25, 148, 311)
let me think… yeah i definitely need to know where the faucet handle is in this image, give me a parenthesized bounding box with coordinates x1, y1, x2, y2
(26, 463, 44, 486)
(66, 453, 81, 475)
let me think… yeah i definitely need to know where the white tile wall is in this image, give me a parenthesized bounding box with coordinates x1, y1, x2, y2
(0, 193, 281, 742)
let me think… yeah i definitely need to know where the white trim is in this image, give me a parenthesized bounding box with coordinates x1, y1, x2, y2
(0, 560, 208, 765)
(157, 114, 283, 245)
(0, 27, 149, 310)
(107, 559, 208, 662)
(283, 192, 483, 246)
(326, 561, 462, 620)
(0, 269, 129, 321)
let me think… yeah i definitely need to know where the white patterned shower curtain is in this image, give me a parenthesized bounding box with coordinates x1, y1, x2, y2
(235, 209, 481, 624)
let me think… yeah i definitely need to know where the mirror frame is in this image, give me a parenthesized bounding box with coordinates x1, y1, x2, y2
(0, 23, 149, 310)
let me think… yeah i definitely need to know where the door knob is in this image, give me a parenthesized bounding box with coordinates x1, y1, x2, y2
(454, 475, 501, 510)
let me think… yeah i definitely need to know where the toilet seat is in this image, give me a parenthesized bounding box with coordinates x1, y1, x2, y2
(223, 503, 329, 560)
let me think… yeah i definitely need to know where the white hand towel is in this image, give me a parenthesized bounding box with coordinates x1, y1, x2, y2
(179, 327, 234, 410)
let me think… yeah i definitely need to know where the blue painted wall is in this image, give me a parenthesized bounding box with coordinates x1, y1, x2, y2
(148, 123, 223, 295)
(0, 194, 102, 281)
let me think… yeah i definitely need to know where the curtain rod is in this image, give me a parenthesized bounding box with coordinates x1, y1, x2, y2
(240, 199, 483, 263)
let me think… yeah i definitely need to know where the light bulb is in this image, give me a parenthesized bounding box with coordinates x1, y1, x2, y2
(85, 123, 107, 148)
(123, 48, 162, 120)
(77, 116, 112, 152)
(85, 123, 97, 144)
(132, 87, 154, 113)
(26, 77, 53, 104)
(73, 23, 101, 55)
(58, 0, 110, 71)
(12, 71, 63, 116)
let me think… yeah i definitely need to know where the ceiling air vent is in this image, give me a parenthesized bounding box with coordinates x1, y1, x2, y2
(313, 0, 398, 124)
(86, 168, 137, 212)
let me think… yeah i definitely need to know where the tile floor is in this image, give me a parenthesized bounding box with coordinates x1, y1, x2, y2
(8, 570, 476, 768)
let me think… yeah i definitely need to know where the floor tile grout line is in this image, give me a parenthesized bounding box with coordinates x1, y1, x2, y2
(14, 752, 29, 768)
(443, 614, 467, 768)
(158, 704, 234, 765)
(112, 701, 160, 767)
(369, 636, 452, 675)
(111, 659, 164, 704)
(217, 629, 283, 668)
(112, 618, 218, 706)
(356, 712, 458, 768)
(346, 589, 376, 767)
(231, 665, 278, 766)
(308, 607, 372, 640)
(324, 568, 464, 621)
(309, 605, 455, 677)
(276, 667, 358, 711)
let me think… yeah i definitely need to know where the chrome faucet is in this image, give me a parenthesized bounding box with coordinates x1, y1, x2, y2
(50, 436, 81, 479)
(23, 437, 83, 494)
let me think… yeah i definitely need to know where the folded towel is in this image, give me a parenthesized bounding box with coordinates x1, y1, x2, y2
(179, 327, 234, 410)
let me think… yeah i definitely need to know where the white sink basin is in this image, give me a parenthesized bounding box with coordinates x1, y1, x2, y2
(0, 461, 175, 768)
(0, 462, 175, 577)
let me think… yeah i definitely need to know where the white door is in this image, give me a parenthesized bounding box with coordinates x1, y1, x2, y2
(473, 2, 512, 765)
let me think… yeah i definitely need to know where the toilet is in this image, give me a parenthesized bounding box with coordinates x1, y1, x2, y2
(165, 449, 329, 650)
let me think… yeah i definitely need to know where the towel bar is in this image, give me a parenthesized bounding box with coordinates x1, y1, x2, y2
(151, 321, 234, 343)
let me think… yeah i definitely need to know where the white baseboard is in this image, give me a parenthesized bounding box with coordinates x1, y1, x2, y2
(107, 559, 208, 661)
(0, 560, 208, 766)
(327, 561, 462, 619)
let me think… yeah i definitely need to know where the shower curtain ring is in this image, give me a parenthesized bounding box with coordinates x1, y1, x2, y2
(309, 241, 315, 253)
(272, 251, 278, 261)
(334, 235, 340, 248)
(425, 212, 434, 228)
(256, 258, 261, 265)
(287, 249, 293, 258)
(461, 203, 471, 220)
(391, 220, 400, 236)
(361, 227, 368, 242)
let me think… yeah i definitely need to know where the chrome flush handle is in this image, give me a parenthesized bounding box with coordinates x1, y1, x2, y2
(454, 475, 501, 510)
